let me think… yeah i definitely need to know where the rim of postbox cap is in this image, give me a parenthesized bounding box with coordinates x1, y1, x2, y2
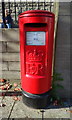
(19, 10, 55, 18)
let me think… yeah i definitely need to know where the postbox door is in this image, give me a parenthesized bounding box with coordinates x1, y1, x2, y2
(21, 23, 51, 94)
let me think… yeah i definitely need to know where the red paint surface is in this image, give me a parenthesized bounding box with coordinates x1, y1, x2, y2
(19, 10, 55, 94)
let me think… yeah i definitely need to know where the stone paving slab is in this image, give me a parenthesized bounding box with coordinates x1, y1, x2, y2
(1, 96, 72, 119)
(44, 108, 70, 118)
(70, 107, 72, 119)
(0, 97, 3, 120)
(1, 96, 14, 118)
(10, 97, 42, 119)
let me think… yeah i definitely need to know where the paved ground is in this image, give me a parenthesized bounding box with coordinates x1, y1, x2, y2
(0, 95, 72, 120)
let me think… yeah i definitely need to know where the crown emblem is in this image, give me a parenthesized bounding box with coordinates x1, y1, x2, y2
(27, 49, 43, 62)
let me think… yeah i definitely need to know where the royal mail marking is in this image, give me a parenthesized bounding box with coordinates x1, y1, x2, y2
(26, 63, 44, 75)
(26, 49, 45, 75)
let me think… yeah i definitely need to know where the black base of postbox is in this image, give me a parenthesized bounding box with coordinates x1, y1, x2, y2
(22, 90, 51, 109)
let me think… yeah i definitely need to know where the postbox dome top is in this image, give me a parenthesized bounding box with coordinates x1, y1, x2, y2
(19, 10, 55, 18)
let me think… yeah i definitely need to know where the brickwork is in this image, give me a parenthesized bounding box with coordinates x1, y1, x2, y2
(0, 29, 20, 80)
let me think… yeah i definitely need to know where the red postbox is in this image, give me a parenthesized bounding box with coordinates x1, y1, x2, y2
(19, 10, 55, 109)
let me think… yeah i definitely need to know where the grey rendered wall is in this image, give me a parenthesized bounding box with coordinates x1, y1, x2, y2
(55, 2, 71, 98)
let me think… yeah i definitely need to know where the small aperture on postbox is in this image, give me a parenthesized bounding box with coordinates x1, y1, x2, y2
(25, 23, 47, 27)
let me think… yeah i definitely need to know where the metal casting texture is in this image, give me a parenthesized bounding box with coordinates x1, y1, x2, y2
(19, 10, 55, 94)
